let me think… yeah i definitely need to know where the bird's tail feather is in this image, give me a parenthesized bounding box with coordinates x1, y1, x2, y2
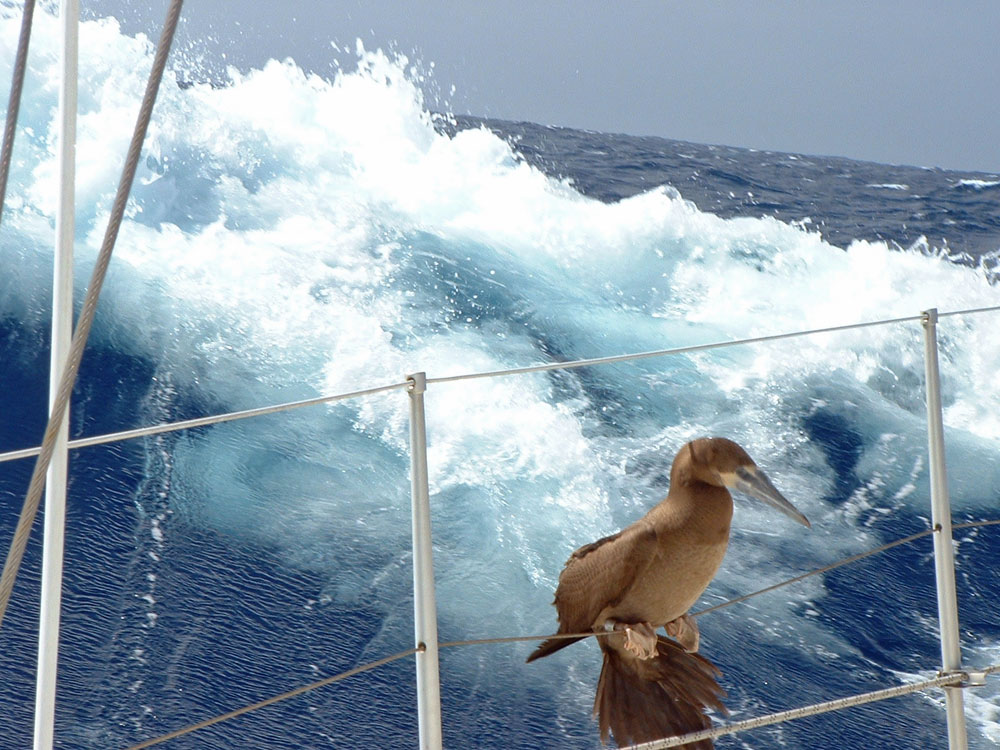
(594, 635, 727, 748)
(525, 633, 586, 663)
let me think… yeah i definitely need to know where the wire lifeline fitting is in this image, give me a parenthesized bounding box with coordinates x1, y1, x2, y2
(0, 0, 186, 633)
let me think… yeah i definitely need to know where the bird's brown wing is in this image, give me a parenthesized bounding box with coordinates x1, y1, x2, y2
(526, 523, 658, 662)
(556, 523, 659, 630)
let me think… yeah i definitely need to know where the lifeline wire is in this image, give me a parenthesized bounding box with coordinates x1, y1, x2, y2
(0, 0, 185, 632)
(0, 379, 412, 465)
(621, 670, 980, 750)
(0, 0, 35, 225)
(121, 519, 1000, 748)
(1, 305, 999, 469)
(122, 647, 423, 750)
(425, 303, 1000, 388)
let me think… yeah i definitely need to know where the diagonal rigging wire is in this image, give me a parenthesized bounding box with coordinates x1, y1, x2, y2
(120, 518, 1000, 748)
(693, 525, 940, 617)
(0, 0, 36, 226)
(0, 0, 185, 633)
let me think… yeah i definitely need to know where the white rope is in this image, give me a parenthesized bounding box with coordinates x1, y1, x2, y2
(0, 0, 185, 632)
(621, 671, 980, 750)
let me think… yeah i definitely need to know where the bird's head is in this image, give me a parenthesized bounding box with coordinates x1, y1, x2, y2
(676, 437, 811, 528)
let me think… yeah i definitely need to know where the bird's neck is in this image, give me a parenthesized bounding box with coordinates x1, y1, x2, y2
(652, 482, 733, 542)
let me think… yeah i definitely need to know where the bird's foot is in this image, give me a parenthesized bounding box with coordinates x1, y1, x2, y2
(665, 612, 700, 653)
(609, 620, 658, 660)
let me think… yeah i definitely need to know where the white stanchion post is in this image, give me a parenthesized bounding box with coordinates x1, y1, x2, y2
(34, 1, 76, 747)
(921, 308, 967, 750)
(407, 372, 443, 750)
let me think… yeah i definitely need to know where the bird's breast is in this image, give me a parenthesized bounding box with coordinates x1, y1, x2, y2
(603, 535, 728, 627)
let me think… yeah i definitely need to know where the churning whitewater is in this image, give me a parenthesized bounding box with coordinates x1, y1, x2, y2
(1, 8, 999, 749)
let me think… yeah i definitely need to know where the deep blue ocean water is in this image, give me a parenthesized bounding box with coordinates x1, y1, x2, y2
(1, 9, 1000, 749)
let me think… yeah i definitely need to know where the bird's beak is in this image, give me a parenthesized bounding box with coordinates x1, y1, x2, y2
(730, 466, 811, 528)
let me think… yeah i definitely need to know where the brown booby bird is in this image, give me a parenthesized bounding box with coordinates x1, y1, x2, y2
(527, 437, 810, 748)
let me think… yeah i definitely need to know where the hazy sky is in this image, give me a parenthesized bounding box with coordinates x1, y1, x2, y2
(86, 0, 1000, 173)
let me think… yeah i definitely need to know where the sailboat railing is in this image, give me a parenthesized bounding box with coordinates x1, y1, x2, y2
(2, 303, 1000, 749)
(2, 303, 997, 464)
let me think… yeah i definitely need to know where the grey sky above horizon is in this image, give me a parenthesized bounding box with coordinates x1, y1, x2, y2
(87, 0, 1000, 173)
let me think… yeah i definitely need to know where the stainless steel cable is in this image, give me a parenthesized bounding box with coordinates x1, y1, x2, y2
(426, 304, 1000, 387)
(621, 671, 979, 750)
(0, 380, 411, 465)
(693, 525, 939, 617)
(426, 312, 925, 385)
(439, 519, 1000, 645)
(122, 646, 424, 750)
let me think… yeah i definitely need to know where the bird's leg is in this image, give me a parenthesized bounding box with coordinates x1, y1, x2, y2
(665, 612, 700, 653)
(606, 620, 658, 660)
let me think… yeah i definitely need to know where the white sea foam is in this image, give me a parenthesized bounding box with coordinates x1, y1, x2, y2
(955, 179, 1000, 190)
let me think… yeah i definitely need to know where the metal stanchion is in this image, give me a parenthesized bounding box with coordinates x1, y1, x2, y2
(407, 372, 443, 749)
(34, 1, 77, 746)
(921, 308, 967, 750)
